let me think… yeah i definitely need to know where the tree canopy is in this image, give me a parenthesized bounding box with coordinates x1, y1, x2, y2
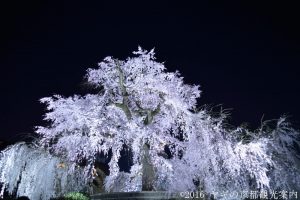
(0, 47, 299, 200)
(36, 47, 201, 190)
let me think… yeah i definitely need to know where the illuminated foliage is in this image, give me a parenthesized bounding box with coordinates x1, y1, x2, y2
(0, 48, 299, 200)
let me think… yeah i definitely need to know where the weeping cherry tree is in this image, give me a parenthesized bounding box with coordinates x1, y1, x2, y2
(0, 47, 299, 200)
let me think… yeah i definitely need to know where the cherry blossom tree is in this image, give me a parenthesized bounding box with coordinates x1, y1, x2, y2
(0, 142, 88, 200)
(36, 47, 200, 191)
(0, 47, 299, 200)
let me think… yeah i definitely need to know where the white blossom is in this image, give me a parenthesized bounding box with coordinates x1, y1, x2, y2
(0, 143, 88, 200)
(0, 47, 299, 200)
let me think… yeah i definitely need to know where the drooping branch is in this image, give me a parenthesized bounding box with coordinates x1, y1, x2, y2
(114, 59, 163, 124)
(135, 101, 161, 125)
(114, 60, 132, 120)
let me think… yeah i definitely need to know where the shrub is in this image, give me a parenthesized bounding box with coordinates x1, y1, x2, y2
(64, 192, 89, 200)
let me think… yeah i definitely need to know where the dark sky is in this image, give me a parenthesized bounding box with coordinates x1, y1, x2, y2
(1, 1, 300, 143)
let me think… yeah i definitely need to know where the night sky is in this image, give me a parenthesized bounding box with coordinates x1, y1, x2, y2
(1, 1, 300, 143)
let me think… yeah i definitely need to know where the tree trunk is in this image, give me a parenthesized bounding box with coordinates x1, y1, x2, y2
(141, 143, 155, 191)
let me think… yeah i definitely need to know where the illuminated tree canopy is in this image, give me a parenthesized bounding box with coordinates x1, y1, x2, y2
(0, 47, 299, 200)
